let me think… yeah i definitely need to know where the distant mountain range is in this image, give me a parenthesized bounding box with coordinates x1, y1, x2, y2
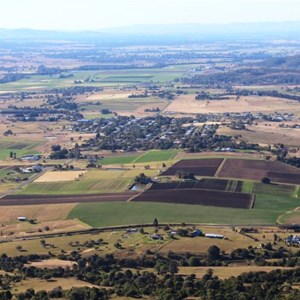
(0, 21, 300, 43)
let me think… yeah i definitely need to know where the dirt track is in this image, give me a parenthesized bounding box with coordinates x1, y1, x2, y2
(0, 192, 136, 206)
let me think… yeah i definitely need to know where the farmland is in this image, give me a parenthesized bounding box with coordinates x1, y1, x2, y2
(34, 170, 86, 182)
(218, 158, 300, 184)
(165, 95, 300, 115)
(2, 16, 300, 300)
(132, 189, 253, 208)
(161, 158, 224, 176)
(0, 140, 41, 160)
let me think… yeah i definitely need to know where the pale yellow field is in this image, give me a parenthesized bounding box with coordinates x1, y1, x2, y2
(218, 123, 300, 147)
(174, 151, 265, 160)
(165, 95, 300, 114)
(86, 91, 133, 101)
(12, 278, 98, 293)
(35, 171, 87, 182)
(1, 219, 88, 240)
(0, 203, 78, 223)
(28, 259, 77, 269)
(179, 266, 293, 280)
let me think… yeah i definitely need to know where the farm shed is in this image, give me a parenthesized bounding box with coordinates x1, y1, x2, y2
(205, 233, 224, 239)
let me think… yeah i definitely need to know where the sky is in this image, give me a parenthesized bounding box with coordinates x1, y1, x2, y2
(1, 0, 300, 31)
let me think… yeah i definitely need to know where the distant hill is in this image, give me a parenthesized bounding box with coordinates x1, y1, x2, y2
(103, 21, 300, 37)
(0, 21, 300, 44)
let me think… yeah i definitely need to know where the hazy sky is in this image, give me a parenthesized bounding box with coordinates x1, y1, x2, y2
(1, 0, 300, 30)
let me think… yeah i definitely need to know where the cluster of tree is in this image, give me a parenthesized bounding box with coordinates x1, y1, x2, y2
(278, 156, 300, 168)
(175, 171, 196, 180)
(134, 173, 152, 184)
(128, 92, 149, 98)
(195, 91, 230, 100)
(233, 89, 300, 102)
(144, 107, 161, 112)
(3, 129, 13, 136)
(49, 145, 82, 160)
(45, 86, 102, 96)
(1, 248, 300, 299)
(182, 67, 300, 86)
(36, 65, 62, 75)
(0, 73, 26, 84)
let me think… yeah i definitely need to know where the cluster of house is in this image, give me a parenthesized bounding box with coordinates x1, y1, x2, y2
(126, 228, 225, 240)
(285, 235, 300, 246)
(19, 164, 43, 174)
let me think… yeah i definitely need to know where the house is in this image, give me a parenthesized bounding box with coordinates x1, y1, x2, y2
(20, 155, 41, 161)
(20, 164, 43, 174)
(151, 234, 163, 240)
(191, 229, 203, 237)
(286, 235, 300, 246)
(126, 228, 138, 233)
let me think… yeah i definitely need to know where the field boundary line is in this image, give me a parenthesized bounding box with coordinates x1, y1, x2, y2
(293, 186, 299, 198)
(131, 152, 146, 163)
(214, 158, 227, 177)
(127, 192, 142, 202)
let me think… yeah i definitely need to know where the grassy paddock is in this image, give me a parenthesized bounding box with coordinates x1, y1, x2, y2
(68, 202, 280, 227)
(132, 150, 179, 163)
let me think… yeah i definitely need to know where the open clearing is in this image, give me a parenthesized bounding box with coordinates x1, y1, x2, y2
(0, 219, 88, 240)
(165, 95, 300, 114)
(217, 123, 300, 147)
(27, 259, 76, 269)
(34, 170, 86, 183)
(12, 278, 97, 294)
(68, 202, 281, 226)
(0, 203, 77, 223)
(178, 266, 293, 280)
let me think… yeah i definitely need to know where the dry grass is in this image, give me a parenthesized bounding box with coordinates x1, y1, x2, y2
(178, 266, 294, 280)
(165, 95, 300, 114)
(217, 123, 300, 147)
(27, 259, 77, 269)
(0, 219, 88, 240)
(158, 226, 286, 255)
(12, 278, 97, 293)
(0, 203, 77, 224)
(174, 151, 265, 160)
(85, 90, 133, 101)
(35, 171, 87, 183)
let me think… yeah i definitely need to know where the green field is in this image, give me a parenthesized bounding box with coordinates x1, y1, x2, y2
(16, 168, 159, 195)
(17, 178, 132, 195)
(132, 150, 179, 163)
(99, 155, 139, 165)
(0, 140, 41, 160)
(67, 180, 300, 226)
(0, 66, 191, 92)
(68, 202, 281, 227)
(99, 150, 179, 165)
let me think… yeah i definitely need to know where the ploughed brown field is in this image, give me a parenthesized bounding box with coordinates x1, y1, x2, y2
(132, 189, 253, 209)
(161, 158, 224, 176)
(218, 159, 300, 184)
(0, 192, 135, 206)
(149, 179, 243, 192)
